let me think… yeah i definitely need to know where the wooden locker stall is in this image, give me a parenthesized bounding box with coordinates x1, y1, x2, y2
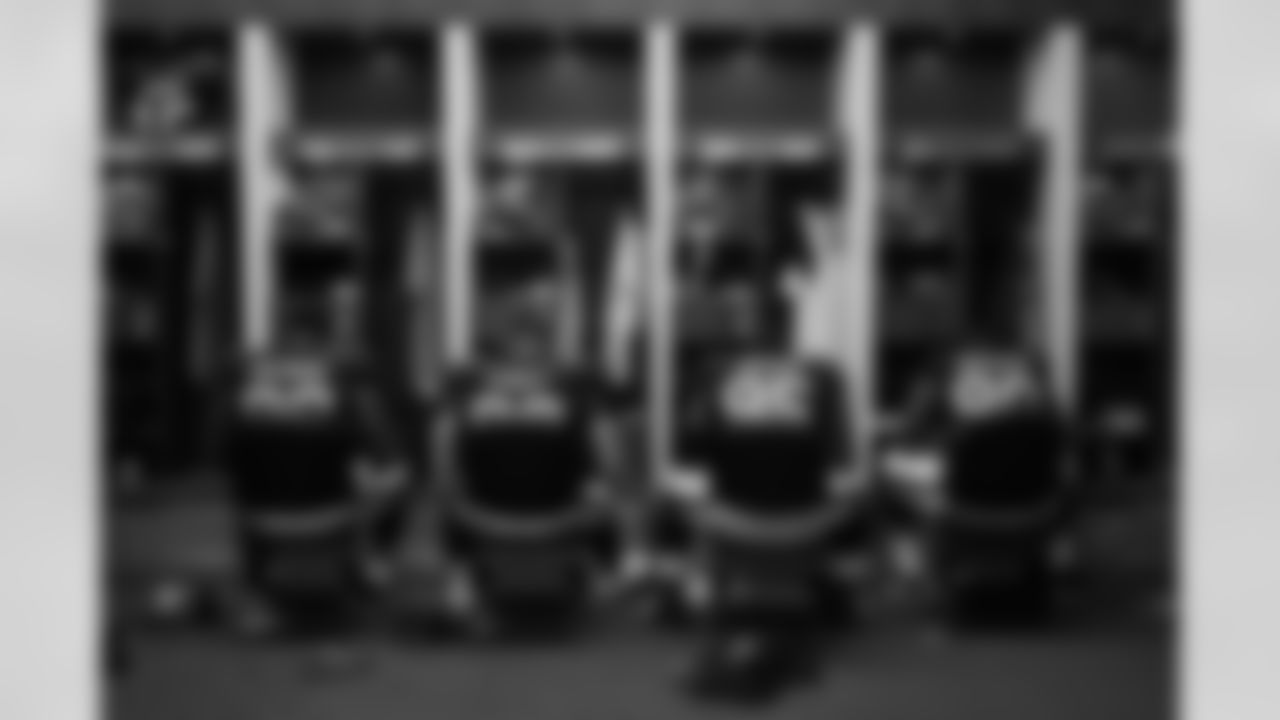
(873, 27, 1049, 418)
(266, 27, 442, 453)
(104, 0, 1175, 492)
(103, 28, 240, 481)
(1079, 27, 1178, 495)
(669, 25, 861, 474)
(475, 27, 645, 368)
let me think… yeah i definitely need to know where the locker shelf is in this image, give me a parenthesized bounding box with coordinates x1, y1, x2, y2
(887, 128, 1036, 165)
(106, 132, 231, 166)
(285, 30, 438, 132)
(684, 130, 840, 165)
(280, 129, 438, 166)
(483, 130, 639, 165)
(1093, 133, 1175, 164)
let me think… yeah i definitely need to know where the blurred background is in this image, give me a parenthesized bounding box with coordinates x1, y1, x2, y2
(102, 0, 1177, 718)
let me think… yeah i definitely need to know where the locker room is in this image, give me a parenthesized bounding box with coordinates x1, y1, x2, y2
(102, 5, 1177, 495)
(104, 0, 1177, 706)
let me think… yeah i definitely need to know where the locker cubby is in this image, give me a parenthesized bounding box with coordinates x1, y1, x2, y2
(105, 28, 236, 166)
(1086, 28, 1176, 140)
(105, 167, 166, 246)
(877, 158, 963, 361)
(285, 30, 437, 135)
(682, 29, 839, 135)
(106, 29, 235, 137)
(274, 159, 439, 375)
(270, 29, 442, 403)
(102, 164, 240, 475)
(483, 29, 641, 136)
(469, 29, 646, 366)
(473, 157, 643, 368)
(675, 26, 845, 366)
(104, 169, 169, 329)
(875, 146, 1043, 415)
(1079, 346, 1174, 487)
(1078, 198, 1176, 480)
(676, 157, 842, 281)
(874, 26, 1046, 418)
(102, 23, 241, 368)
(1079, 27, 1178, 487)
(104, 26, 243, 478)
(885, 29, 1033, 136)
(273, 182, 364, 355)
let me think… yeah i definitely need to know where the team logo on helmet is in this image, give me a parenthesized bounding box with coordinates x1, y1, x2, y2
(467, 372, 567, 424)
(719, 361, 812, 426)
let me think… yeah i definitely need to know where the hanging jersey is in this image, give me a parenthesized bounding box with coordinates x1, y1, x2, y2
(689, 356, 849, 514)
(449, 366, 598, 515)
(944, 349, 1047, 423)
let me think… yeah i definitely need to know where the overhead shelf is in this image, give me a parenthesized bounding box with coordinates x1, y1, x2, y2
(887, 129, 1036, 165)
(1092, 132, 1176, 164)
(482, 130, 638, 165)
(683, 131, 840, 165)
(279, 129, 438, 166)
(106, 132, 231, 166)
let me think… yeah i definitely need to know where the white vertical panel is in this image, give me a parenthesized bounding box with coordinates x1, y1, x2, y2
(442, 24, 480, 365)
(644, 22, 678, 483)
(1024, 24, 1085, 410)
(838, 24, 883, 460)
(235, 22, 288, 354)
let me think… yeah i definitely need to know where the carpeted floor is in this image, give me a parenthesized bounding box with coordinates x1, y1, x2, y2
(105, 484, 1176, 720)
